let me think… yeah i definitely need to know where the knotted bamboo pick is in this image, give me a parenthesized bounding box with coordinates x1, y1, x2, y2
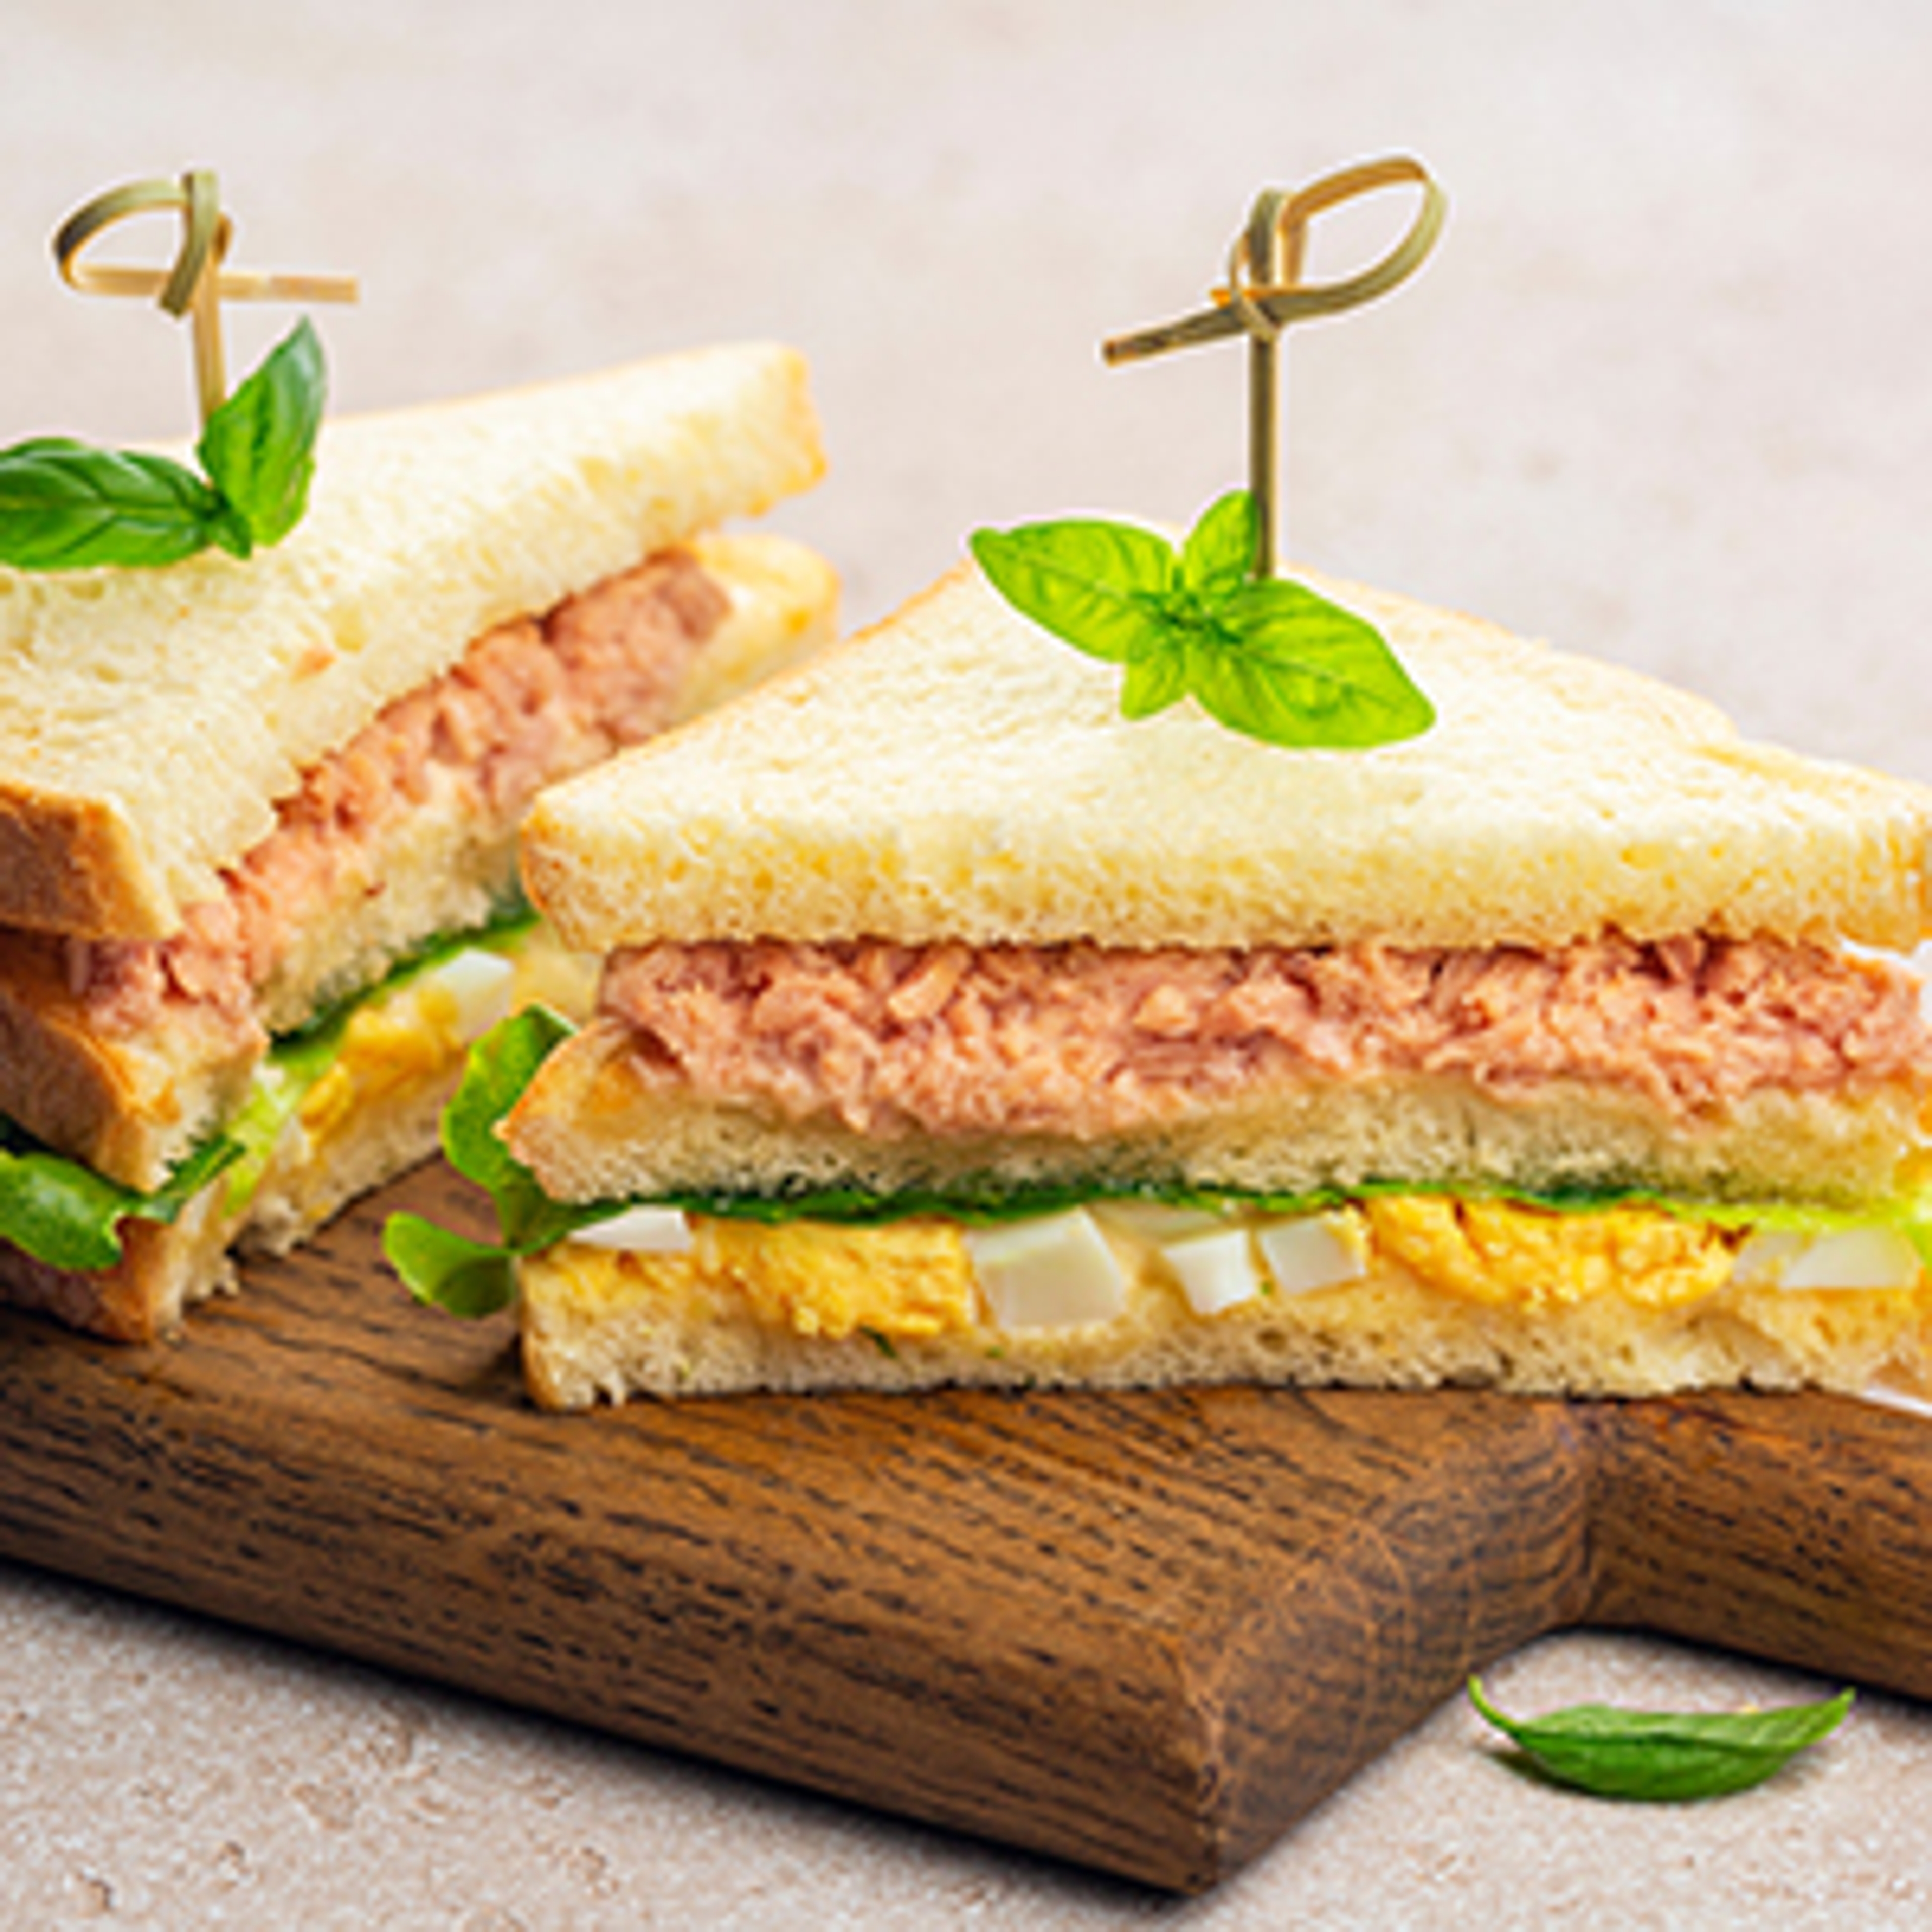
(53, 168, 358, 426)
(1104, 158, 1445, 578)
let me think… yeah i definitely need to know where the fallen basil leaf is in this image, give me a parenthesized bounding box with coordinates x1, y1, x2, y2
(1468, 1677, 1854, 1801)
(0, 438, 230, 570)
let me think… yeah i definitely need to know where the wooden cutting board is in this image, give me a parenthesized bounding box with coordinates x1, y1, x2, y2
(3, 1159, 1930, 1894)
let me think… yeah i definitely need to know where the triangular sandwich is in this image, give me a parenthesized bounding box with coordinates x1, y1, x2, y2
(423, 561, 1932, 1405)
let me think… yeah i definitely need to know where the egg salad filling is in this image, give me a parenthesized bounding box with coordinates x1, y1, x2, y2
(527, 1185, 1927, 1350)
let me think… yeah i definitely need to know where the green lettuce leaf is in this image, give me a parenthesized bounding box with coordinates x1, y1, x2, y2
(0, 1123, 239, 1273)
(383, 1004, 620, 1317)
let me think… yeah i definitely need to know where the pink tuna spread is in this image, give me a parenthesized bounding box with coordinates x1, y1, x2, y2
(599, 933, 1932, 1134)
(71, 549, 726, 1042)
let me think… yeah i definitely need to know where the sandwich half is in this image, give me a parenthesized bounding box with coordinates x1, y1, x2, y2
(0, 342, 834, 1340)
(414, 560, 1932, 1405)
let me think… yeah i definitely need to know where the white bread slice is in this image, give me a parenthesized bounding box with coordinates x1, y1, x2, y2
(0, 531, 835, 1193)
(0, 342, 825, 941)
(520, 562, 1932, 955)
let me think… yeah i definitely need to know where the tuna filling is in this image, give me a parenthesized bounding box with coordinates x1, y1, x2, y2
(71, 548, 726, 1044)
(599, 933, 1932, 1137)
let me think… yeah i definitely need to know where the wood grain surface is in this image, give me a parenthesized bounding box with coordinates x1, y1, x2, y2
(2, 1160, 1930, 1893)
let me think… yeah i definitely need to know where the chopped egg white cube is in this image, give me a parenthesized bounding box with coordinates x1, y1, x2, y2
(572, 1205, 696, 1254)
(1255, 1211, 1369, 1298)
(1161, 1227, 1265, 1316)
(967, 1210, 1128, 1330)
(420, 947, 518, 1043)
(1731, 1224, 1920, 1292)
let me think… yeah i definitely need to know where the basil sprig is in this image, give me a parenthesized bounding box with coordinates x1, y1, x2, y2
(0, 317, 326, 570)
(1469, 1677, 1854, 1802)
(969, 490, 1435, 751)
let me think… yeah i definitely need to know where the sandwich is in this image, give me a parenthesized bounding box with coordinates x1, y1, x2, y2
(0, 341, 834, 1341)
(393, 554, 1932, 1407)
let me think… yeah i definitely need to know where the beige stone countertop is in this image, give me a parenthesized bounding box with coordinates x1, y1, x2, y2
(4, 4, 1932, 1924)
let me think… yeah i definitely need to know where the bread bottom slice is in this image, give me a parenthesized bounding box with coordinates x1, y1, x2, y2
(517, 1204, 1932, 1409)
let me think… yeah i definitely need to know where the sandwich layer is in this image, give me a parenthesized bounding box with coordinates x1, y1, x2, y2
(506, 932, 1932, 1209)
(0, 342, 825, 939)
(517, 1196, 1932, 1408)
(0, 533, 833, 1191)
(521, 564, 1932, 955)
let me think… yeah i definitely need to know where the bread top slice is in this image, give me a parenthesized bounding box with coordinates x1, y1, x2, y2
(520, 561, 1932, 956)
(0, 341, 824, 941)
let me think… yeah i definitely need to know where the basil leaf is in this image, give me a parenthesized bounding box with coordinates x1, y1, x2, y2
(197, 318, 326, 550)
(972, 492, 1435, 753)
(1198, 577, 1436, 748)
(968, 519, 1174, 664)
(0, 321, 330, 572)
(1469, 1678, 1854, 1801)
(0, 438, 230, 570)
(382, 1213, 519, 1319)
(1180, 488, 1259, 598)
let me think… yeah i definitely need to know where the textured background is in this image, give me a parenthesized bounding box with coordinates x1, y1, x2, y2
(3, 2, 1931, 1924)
